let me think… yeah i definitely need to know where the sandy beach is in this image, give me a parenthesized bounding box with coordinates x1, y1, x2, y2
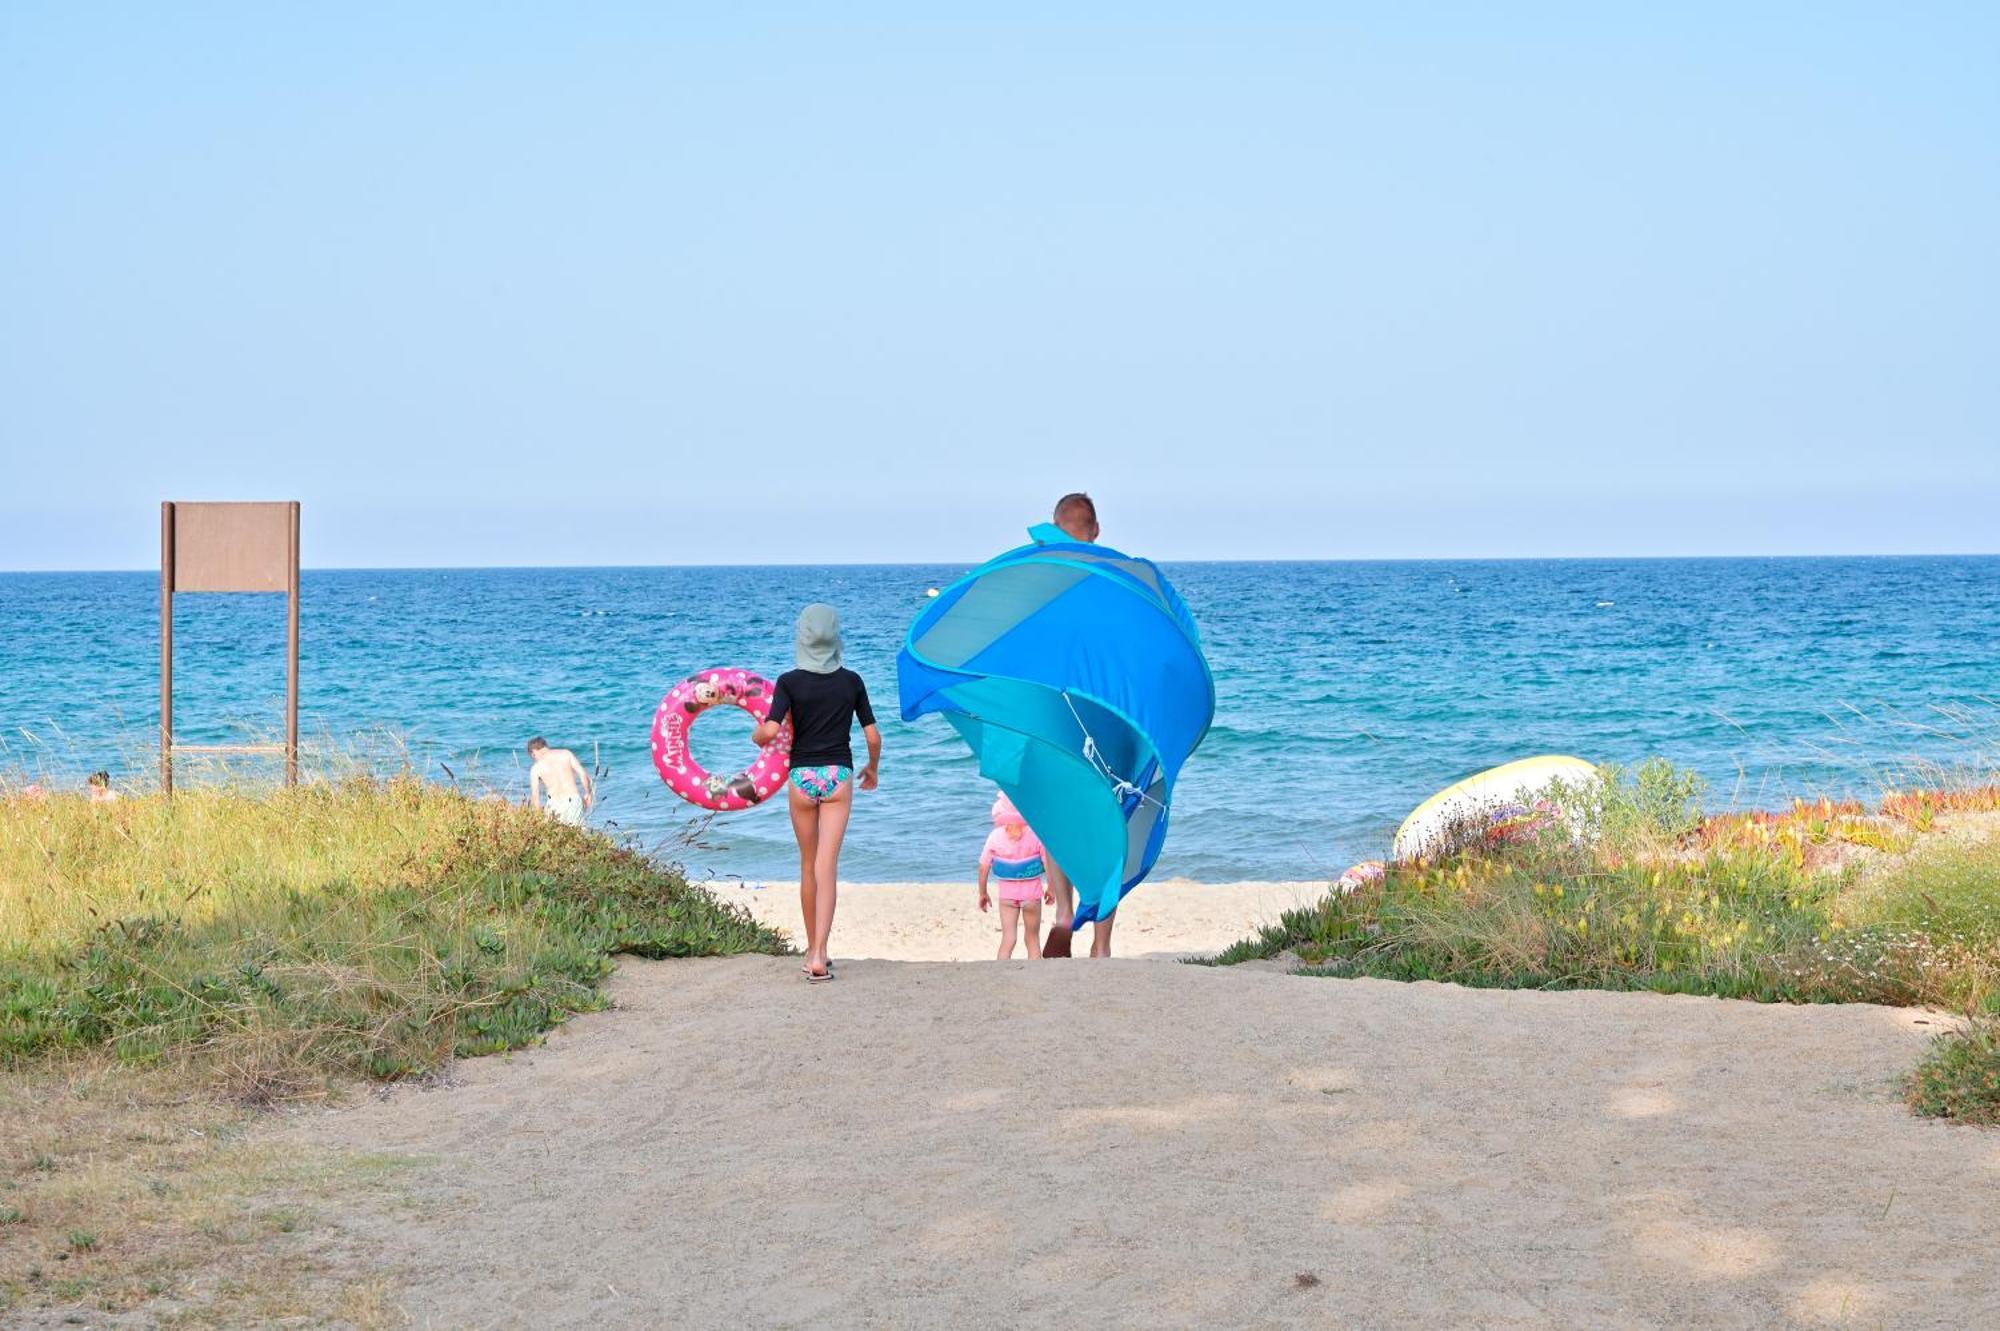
(304, 955, 2000, 1329)
(706, 878, 1331, 961)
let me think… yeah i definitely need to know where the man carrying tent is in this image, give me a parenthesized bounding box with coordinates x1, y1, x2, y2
(897, 490, 1213, 969)
(1038, 493, 1110, 959)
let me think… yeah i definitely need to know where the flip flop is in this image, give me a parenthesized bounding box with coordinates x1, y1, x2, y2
(806, 966, 834, 983)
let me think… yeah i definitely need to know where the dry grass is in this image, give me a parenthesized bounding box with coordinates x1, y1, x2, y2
(0, 1058, 425, 1323)
(0, 776, 786, 1322)
(2, 778, 784, 1088)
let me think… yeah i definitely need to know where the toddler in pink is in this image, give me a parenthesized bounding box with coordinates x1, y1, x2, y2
(977, 792, 1053, 959)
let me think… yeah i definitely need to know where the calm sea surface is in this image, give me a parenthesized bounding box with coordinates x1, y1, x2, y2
(2, 558, 1995, 882)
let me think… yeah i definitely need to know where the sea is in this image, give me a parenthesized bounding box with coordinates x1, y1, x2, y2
(2, 558, 1995, 884)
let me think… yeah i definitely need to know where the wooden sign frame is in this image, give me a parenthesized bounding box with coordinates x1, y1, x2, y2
(160, 501, 301, 793)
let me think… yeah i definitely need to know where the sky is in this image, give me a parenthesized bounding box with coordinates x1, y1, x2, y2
(2, 3, 1996, 569)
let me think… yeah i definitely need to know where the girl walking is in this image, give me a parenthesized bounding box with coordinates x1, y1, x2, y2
(754, 604, 880, 982)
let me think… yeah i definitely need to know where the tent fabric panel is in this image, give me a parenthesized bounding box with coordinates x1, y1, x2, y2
(999, 544, 1179, 622)
(896, 532, 1215, 922)
(896, 643, 973, 723)
(955, 575, 1208, 784)
(934, 677, 1156, 918)
(1017, 545, 1170, 602)
(946, 711, 1128, 915)
(910, 561, 1092, 670)
(1005, 540, 1205, 651)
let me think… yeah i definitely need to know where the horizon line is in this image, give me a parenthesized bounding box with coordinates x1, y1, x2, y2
(4, 550, 1999, 576)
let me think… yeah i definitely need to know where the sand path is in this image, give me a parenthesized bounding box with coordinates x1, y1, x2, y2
(309, 958, 2000, 1329)
(704, 879, 1330, 960)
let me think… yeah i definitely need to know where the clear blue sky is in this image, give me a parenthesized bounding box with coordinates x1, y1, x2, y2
(3, 3, 1995, 569)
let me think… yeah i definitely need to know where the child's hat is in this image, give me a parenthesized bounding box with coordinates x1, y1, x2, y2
(794, 603, 844, 673)
(991, 791, 1025, 828)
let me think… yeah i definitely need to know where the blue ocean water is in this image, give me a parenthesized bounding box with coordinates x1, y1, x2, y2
(1, 558, 1995, 883)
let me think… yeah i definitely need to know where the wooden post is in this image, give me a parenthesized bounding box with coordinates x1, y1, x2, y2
(158, 500, 302, 794)
(160, 502, 175, 796)
(286, 501, 300, 786)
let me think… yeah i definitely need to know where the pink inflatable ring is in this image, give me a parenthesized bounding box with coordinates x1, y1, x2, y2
(651, 668, 792, 811)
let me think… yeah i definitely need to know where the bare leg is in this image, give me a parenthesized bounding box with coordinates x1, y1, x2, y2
(997, 902, 1019, 959)
(810, 781, 855, 969)
(1090, 910, 1115, 958)
(1042, 857, 1075, 956)
(1046, 858, 1075, 929)
(1022, 899, 1043, 959)
(788, 785, 823, 974)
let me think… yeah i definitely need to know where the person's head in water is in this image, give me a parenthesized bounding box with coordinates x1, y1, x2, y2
(795, 604, 843, 674)
(526, 737, 548, 757)
(1053, 492, 1099, 543)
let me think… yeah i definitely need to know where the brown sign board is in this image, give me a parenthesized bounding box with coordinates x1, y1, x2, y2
(168, 501, 295, 592)
(161, 501, 301, 791)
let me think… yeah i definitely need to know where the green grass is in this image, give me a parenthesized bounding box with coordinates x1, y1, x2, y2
(1215, 838, 1999, 1009)
(1907, 1022, 2000, 1126)
(1212, 761, 2000, 1124)
(1871, 836, 2000, 1127)
(1, 778, 785, 1097)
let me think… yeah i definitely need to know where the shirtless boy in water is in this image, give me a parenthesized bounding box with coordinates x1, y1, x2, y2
(527, 737, 593, 826)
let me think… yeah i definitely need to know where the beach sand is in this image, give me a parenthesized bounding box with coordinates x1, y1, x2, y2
(305, 956, 2000, 1328)
(706, 878, 1331, 961)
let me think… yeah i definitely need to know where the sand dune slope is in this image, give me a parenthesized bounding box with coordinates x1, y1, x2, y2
(310, 958, 2000, 1329)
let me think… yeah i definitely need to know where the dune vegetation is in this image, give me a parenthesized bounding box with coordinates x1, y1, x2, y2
(1213, 761, 2000, 1126)
(0, 776, 786, 1318)
(0, 778, 785, 1097)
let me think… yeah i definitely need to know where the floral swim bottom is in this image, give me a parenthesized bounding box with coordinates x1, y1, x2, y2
(788, 765, 852, 804)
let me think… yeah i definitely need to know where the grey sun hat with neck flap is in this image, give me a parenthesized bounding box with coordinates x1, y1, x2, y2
(794, 603, 844, 674)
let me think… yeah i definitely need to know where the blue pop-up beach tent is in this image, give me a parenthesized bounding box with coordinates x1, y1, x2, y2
(897, 525, 1214, 925)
